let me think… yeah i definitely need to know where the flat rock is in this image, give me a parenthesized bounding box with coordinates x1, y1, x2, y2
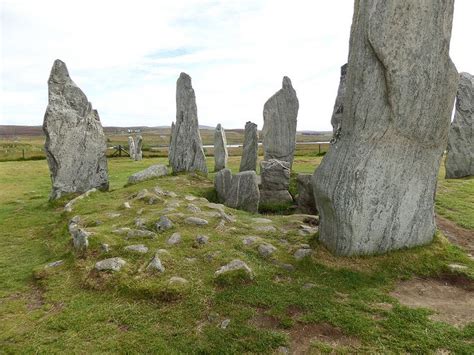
(187, 203, 201, 213)
(43, 59, 109, 200)
(215, 259, 254, 279)
(167, 232, 182, 245)
(262, 77, 299, 168)
(294, 248, 311, 260)
(225, 171, 260, 213)
(254, 225, 277, 233)
(251, 218, 272, 224)
(242, 236, 258, 245)
(124, 244, 148, 254)
(95, 257, 126, 272)
(126, 229, 156, 239)
(127, 165, 168, 185)
(168, 276, 188, 286)
(258, 243, 277, 257)
(239, 121, 258, 172)
(185, 217, 209, 225)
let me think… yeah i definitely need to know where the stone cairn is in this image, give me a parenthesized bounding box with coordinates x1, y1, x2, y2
(168, 72, 208, 174)
(214, 123, 228, 172)
(239, 121, 258, 172)
(262, 76, 299, 168)
(43, 59, 109, 200)
(128, 135, 143, 161)
(312, 0, 458, 255)
(330, 63, 347, 142)
(445, 72, 474, 179)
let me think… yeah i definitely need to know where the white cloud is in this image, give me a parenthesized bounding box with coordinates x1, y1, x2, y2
(1, 0, 473, 130)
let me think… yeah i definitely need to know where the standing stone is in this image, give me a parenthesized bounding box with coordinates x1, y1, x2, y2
(259, 159, 292, 205)
(312, 0, 458, 256)
(134, 135, 143, 161)
(214, 124, 228, 171)
(168, 73, 207, 174)
(43, 59, 109, 200)
(128, 136, 136, 160)
(445, 72, 474, 178)
(169, 122, 175, 164)
(296, 174, 317, 214)
(225, 171, 260, 213)
(239, 121, 258, 172)
(262, 77, 299, 168)
(214, 168, 232, 203)
(330, 63, 348, 137)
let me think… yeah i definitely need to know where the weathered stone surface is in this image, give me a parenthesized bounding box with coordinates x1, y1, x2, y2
(185, 217, 208, 226)
(156, 216, 173, 232)
(445, 72, 474, 178)
(225, 171, 260, 213)
(128, 136, 136, 160)
(168, 276, 188, 286)
(260, 159, 290, 190)
(95, 257, 126, 272)
(296, 174, 317, 214)
(124, 244, 148, 254)
(258, 243, 277, 258)
(214, 168, 232, 203)
(126, 229, 156, 239)
(71, 228, 90, 252)
(196, 235, 209, 245)
(312, 0, 458, 256)
(167, 232, 182, 245)
(215, 259, 253, 279)
(294, 248, 311, 261)
(134, 135, 143, 161)
(239, 121, 259, 172)
(43, 59, 109, 200)
(214, 123, 228, 171)
(127, 165, 168, 185)
(147, 254, 165, 273)
(262, 77, 299, 168)
(64, 188, 97, 212)
(187, 204, 201, 213)
(168, 72, 207, 174)
(330, 63, 348, 136)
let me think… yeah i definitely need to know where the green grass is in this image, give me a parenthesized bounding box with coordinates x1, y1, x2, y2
(0, 155, 473, 353)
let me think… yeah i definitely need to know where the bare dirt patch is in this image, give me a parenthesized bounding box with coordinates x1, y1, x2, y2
(390, 277, 474, 327)
(436, 215, 474, 255)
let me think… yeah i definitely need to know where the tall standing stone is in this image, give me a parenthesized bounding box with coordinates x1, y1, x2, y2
(262, 77, 299, 168)
(239, 121, 258, 172)
(445, 72, 474, 178)
(214, 123, 228, 172)
(330, 63, 348, 136)
(312, 0, 458, 256)
(169, 122, 175, 165)
(128, 136, 136, 160)
(43, 59, 109, 200)
(134, 135, 143, 161)
(168, 73, 208, 174)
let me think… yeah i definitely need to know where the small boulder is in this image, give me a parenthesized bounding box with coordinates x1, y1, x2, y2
(196, 235, 209, 245)
(258, 243, 277, 258)
(126, 229, 156, 239)
(127, 164, 168, 185)
(215, 259, 254, 284)
(147, 255, 165, 273)
(167, 232, 182, 245)
(124, 244, 149, 254)
(95, 257, 126, 272)
(294, 248, 311, 260)
(185, 217, 209, 226)
(156, 216, 173, 232)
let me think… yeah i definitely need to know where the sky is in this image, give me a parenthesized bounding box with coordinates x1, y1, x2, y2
(1, 0, 473, 131)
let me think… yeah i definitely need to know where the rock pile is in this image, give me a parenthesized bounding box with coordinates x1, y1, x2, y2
(312, 0, 458, 255)
(445, 72, 474, 178)
(43, 59, 109, 200)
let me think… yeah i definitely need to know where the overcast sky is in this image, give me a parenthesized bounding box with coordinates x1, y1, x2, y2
(1, 0, 473, 131)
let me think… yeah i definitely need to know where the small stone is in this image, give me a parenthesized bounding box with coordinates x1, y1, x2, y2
(219, 319, 231, 329)
(302, 283, 316, 290)
(202, 211, 221, 218)
(206, 203, 225, 211)
(242, 236, 258, 245)
(185, 195, 197, 201)
(124, 244, 149, 254)
(123, 202, 131, 209)
(106, 212, 121, 219)
(185, 217, 209, 225)
(166, 200, 180, 208)
(299, 225, 318, 236)
(215, 259, 253, 279)
(255, 225, 277, 233)
(71, 228, 90, 251)
(126, 229, 156, 239)
(163, 191, 177, 198)
(276, 346, 289, 354)
(251, 218, 272, 224)
(156, 249, 171, 256)
(45, 260, 64, 268)
(448, 263, 468, 272)
(168, 276, 188, 286)
(112, 227, 131, 235)
(294, 248, 312, 260)
(147, 255, 165, 273)
(167, 232, 182, 245)
(101, 243, 110, 253)
(127, 164, 168, 185)
(300, 244, 311, 249)
(135, 217, 147, 229)
(156, 216, 173, 232)
(196, 235, 209, 245)
(95, 257, 126, 272)
(187, 204, 201, 213)
(258, 243, 277, 258)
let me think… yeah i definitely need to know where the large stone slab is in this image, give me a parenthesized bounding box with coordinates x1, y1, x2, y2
(239, 121, 258, 172)
(127, 164, 168, 184)
(214, 168, 232, 203)
(330, 63, 348, 137)
(168, 72, 207, 174)
(312, 0, 458, 256)
(262, 77, 299, 168)
(445, 72, 474, 178)
(43, 59, 109, 200)
(260, 159, 290, 191)
(225, 171, 260, 213)
(214, 123, 228, 171)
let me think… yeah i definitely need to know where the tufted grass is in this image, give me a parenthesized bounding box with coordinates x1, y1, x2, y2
(0, 155, 473, 353)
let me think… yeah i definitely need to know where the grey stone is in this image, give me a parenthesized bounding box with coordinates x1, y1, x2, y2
(187, 203, 201, 213)
(123, 202, 131, 209)
(294, 248, 311, 260)
(296, 174, 317, 214)
(214, 123, 228, 171)
(219, 319, 231, 329)
(71, 228, 90, 252)
(206, 203, 225, 211)
(95, 257, 126, 272)
(298, 225, 318, 236)
(448, 263, 468, 272)
(214, 168, 233, 203)
(45, 260, 64, 268)
(168, 72, 207, 174)
(445, 72, 474, 178)
(196, 235, 209, 244)
(135, 217, 147, 229)
(242, 236, 258, 245)
(124, 244, 148, 254)
(64, 188, 97, 212)
(225, 171, 260, 213)
(258, 243, 277, 257)
(251, 218, 272, 224)
(168, 276, 188, 285)
(254, 225, 277, 233)
(185, 195, 197, 201)
(112, 227, 131, 235)
(43, 59, 109, 200)
(128, 136, 135, 160)
(134, 135, 143, 161)
(260, 159, 290, 190)
(156, 216, 173, 232)
(185, 217, 209, 225)
(101, 243, 110, 253)
(262, 77, 299, 168)
(239, 121, 258, 172)
(215, 259, 253, 279)
(167, 232, 182, 245)
(147, 255, 165, 273)
(126, 229, 156, 239)
(312, 0, 458, 256)
(259, 190, 293, 205)
(127, 164, 168, 185)
(330, 63, 348, 136)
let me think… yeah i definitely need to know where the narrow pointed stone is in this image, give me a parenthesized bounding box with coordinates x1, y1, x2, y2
(330, 63, 348, 136)
(239, 121, 258, 172)
(214, 123, 228, 171)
